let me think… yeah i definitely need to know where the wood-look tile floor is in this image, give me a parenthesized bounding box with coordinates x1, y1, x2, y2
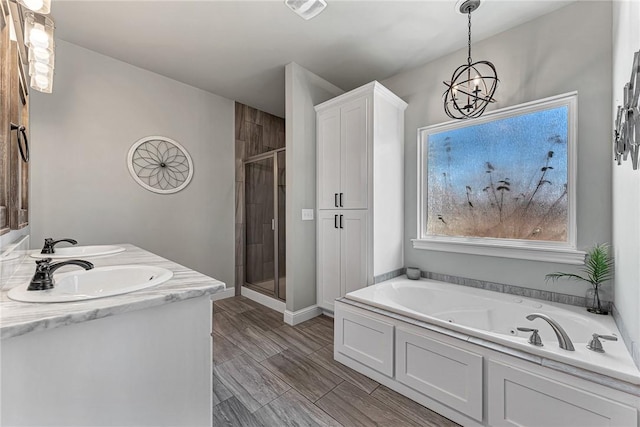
(213, 296, 460, 427)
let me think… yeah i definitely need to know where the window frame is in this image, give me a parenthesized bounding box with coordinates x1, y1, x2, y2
(413, 92, 584, 264)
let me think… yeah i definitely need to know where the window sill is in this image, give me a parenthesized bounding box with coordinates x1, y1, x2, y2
(412, 237, 586, 265)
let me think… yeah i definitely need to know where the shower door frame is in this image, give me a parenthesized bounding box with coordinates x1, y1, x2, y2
(243, 148, 285, 301)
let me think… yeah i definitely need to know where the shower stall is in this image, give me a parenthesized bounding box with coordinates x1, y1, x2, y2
(243, 149, 286, 301)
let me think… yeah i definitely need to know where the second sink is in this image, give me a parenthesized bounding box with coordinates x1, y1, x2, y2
(31, 245, 126, 259)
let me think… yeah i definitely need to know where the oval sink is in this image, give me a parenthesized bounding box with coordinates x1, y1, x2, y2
(30, 245, 126, 259)
(7, 265, 173, 303)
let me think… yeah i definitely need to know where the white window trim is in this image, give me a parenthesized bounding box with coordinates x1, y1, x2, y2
(414, 92, 585, 265)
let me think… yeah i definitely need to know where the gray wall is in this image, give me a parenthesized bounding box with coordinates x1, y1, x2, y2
(30, 40, 235, 288)
(612, 0, 640, 362)
(382, 1, 613, 298)
(285, 62, 343, 312)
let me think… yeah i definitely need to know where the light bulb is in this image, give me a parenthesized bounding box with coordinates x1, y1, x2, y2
(473, 76, 480, 91)
(35, 74, 49, 88)
(34, 62, 50, 74)
(453, 85, 458, 99)
(29, 26, 49, 48)
(33, 47, 51, 61)
(22, 0, 44, 11)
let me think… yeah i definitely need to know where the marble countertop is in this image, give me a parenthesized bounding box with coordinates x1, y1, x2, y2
(0, 244, 226, 340)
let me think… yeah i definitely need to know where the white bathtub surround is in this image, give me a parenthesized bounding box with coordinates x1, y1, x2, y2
(0, 244, 224, 426)
(344, 278, 638, 385)
(335, 280, 640, 426)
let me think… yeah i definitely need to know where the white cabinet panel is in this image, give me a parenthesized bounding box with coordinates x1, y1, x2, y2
(396, 329, 483, 421)
(340, 96, 368, 209)
(317, 109, 341, 210)
(316, 82, 406, 312)
(317, 211, 342, 310)
(335, 308, 394, 377)
(488, 361, 638, 427)
(341, 210, 367, 295)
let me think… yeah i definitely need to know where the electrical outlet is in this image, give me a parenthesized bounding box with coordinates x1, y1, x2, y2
(301, 209, 314, 220)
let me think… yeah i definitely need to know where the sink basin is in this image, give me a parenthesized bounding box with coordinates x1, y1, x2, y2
(30, 245, 126, 259)
(7, 265, 173, 303)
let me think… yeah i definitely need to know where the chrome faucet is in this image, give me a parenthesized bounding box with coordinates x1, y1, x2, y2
(28, 258, 94, 291)
(41, 238, 78, 254)
(526, 313, 575, 351)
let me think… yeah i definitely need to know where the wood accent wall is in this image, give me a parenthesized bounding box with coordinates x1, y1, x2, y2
(234, 102, 285, 294)
(0, 0, 29, 235)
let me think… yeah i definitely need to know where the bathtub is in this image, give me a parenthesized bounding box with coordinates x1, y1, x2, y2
(344, 277, 640, 385)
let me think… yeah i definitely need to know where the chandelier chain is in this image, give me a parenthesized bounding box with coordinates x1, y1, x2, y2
(467, 10, 472, 65)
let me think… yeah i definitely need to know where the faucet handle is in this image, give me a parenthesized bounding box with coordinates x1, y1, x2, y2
(587, 333, 618, 353)
(35, 258, 53, 270)
(517, 327, 543, 347)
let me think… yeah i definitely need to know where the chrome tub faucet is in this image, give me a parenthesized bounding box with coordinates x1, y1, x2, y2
(526, 313, 575, 351)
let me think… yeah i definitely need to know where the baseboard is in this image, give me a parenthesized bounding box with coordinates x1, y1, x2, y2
(284, 305, 322, 326)
(241, 287, 286, 313)
(210, 287, 235, 301)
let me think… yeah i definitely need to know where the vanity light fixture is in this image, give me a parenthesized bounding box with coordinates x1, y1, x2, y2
(284, 0, 327, 20)
(443, 0, 498, 119)
(17, 0, 50, 15)
(23, 11, 55, 93)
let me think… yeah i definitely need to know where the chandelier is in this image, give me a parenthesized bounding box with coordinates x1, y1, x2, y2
(443, 0, 498, 120)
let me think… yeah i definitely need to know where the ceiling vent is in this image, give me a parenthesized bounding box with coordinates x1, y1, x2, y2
(284, 0, 327, 20)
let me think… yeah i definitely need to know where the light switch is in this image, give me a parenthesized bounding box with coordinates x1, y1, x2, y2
(301, 209, 314, 221)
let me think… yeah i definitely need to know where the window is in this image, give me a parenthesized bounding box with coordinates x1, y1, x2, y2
(414, 92, 584, 264)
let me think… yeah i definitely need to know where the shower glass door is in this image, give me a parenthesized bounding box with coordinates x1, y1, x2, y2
(244, 149, 285, 301)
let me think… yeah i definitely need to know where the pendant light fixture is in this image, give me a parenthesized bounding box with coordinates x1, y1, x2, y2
(23, 11, 55, 93)
(443, 0, 498, 120)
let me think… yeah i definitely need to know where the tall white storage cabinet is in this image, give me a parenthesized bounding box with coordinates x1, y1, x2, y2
(315, 81, 407, 312)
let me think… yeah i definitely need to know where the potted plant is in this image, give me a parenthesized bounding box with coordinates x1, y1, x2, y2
(545, 243, 613, 315)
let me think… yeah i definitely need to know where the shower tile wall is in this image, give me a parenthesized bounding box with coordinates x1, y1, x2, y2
(235, 102, 285, 292)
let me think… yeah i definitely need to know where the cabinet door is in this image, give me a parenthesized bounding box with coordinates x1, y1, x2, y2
(488, 360, 637, 427)
(317, 211, 342, 310)
(317, 108, 341, 210)
(396, 329, 483, 421)
(340, 96, 368, 209)
(341, 210, 368, 295)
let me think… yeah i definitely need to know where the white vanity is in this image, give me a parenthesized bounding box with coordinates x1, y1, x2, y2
(0, 242, 225, 427)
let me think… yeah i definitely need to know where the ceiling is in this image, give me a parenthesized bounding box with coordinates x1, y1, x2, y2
(52, 0, 573, 117)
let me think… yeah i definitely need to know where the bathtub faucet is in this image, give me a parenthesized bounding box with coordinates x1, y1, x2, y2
(526, 313, 575, 351)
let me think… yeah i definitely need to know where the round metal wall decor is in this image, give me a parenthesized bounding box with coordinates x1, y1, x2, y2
(127, 136, 194, 194)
